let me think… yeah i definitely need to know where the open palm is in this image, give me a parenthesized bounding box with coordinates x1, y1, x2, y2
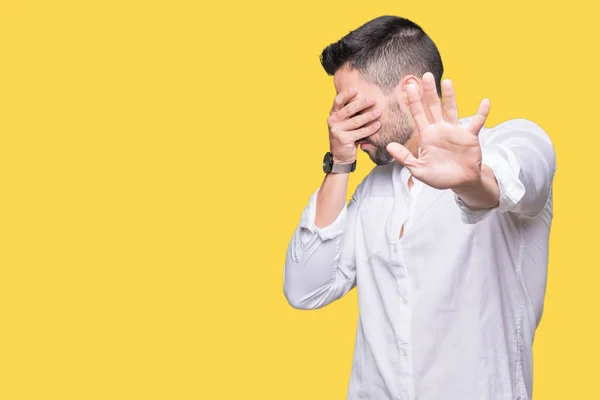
(386, 73, 490, 190)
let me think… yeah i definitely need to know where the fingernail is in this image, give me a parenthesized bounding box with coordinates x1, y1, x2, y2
(374, 108, 381, 115)
(350, 88, 357, 93)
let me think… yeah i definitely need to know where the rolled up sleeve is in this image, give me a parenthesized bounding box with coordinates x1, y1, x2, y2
(299, 188, 349, 241)
(455, 118, 556, 222)
(284, 184, 362, 310)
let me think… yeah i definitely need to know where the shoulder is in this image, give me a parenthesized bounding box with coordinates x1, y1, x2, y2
(478, 118, 557, 175)
(471, 117, 553, 148)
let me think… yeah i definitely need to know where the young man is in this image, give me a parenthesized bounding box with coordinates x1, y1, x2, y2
(283, 15, 556, 400)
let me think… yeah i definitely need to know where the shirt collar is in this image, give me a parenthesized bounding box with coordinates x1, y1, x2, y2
(398, 163, 422, 198)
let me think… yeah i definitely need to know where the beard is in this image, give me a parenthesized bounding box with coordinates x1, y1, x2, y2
(362, 99, 414, 166)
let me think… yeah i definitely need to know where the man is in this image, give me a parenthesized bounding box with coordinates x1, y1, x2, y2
(283, 15, 556, 400)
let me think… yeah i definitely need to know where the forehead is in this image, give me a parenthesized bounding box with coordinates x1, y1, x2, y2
(333, 65, 379, 95)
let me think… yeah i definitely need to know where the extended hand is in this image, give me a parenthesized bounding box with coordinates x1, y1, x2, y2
(386, 73, 490, 190)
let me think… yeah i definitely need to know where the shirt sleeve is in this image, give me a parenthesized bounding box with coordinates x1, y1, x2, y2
(283, 183, 362, 310)
(455, 118, 556, 223)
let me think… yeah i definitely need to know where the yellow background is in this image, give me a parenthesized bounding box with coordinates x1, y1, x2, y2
(0, 0, 596, 398)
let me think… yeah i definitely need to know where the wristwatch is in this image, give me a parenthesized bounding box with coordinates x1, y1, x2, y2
(322, 152, 356, 174)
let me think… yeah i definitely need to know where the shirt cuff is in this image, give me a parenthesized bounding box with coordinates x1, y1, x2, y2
(454, 194, 492, 224)
(299, 188, 348, 241)
(454, 146, 526, 223)
(482, 146, 526, 213)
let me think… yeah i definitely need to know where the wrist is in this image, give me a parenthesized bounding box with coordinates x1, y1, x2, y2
(330, 146, 356, 164)
(451, 173, 483, 197)
(323, 151, 357, 174)
(332, 156, 356, 164)
(451, 165, 499, 210)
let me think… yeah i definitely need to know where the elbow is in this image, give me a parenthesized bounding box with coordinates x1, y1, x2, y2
(283, 283, 323, 310)
(283, 284, 312, 310)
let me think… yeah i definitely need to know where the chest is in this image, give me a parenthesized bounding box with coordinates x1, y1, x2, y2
(354, 186, 474, 263)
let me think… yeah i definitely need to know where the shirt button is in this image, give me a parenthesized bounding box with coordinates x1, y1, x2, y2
(396, 288, 408, 303)
(392, 243, 398, 253)
(400, 348, 408, 357)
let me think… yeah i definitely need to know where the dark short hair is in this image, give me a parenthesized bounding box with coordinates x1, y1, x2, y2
(320, 16, 443, 96)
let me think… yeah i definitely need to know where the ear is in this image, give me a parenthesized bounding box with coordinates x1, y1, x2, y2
(395, 74, 422, 106)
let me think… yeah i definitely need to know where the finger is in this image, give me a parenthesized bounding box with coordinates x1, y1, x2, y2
(338, 106, 381, 131)
(422, 72, 443, 123)
(406, 84, 429, 133)
(441, 79, 459, 124)
(468, 98, 490, 136)
(336, 96, 376, 120)
(330, 88, 358, 114)
(386, 142, 419, 169)
(349, 120, 381, 141)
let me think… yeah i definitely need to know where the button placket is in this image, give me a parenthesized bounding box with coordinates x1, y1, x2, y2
(397, 246, 414, 400)
(390, 172, 415, 400)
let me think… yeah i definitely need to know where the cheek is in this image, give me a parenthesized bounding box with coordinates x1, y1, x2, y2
(372, 122, 391, 142)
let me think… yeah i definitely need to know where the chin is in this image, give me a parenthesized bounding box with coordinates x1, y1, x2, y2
(372, 158, 393, 166)
(365, 147, 394, 166)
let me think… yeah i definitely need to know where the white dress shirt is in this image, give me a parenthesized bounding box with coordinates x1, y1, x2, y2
(283, 117, 556, 400)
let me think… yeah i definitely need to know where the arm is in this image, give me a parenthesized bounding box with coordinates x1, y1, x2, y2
(283, 88, 381, 310)
(315, 171, 350, 228)
(384, 72, 555, 223)
(283, 176, 363, 310)
(453, 119, 556, 222)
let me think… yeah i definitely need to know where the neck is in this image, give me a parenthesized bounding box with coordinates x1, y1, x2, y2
(404, 130, 421, 158)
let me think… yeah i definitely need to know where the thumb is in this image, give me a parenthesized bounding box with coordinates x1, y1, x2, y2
(387, 142, 418, 168)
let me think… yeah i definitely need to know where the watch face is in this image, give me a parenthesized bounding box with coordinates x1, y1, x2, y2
(323, 152, 333, 173)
